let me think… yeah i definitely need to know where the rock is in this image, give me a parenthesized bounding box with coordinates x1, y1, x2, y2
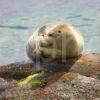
(27, 73, 100, 100)
(46, 53, 100, 78)
(0, 72, 100, 100)
(0, 78, 15, 92)
(0, 60, 34, 79)
(0, 53, 100, 79)
(0, 53, 100, 99)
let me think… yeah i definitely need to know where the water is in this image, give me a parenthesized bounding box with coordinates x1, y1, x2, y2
(0, 0, 100, 65)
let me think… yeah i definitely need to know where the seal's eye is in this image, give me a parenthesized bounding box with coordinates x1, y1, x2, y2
(48, 33, 53, 37)
(58, 30, 61, 33)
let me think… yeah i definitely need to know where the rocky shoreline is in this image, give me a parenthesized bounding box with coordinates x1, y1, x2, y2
(0, 53, 100, 100)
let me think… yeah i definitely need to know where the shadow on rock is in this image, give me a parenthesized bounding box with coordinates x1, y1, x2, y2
(45, 55, 81, 72)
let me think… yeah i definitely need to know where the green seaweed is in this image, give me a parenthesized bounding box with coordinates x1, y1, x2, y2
(17, 68, 47, 88)
(32, 79, 46, 88)
(17, 73, 39, 87)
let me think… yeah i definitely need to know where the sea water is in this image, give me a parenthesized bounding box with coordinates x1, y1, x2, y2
(0, 0, 100, 65)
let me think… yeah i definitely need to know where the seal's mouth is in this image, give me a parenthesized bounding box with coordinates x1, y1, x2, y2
(39, 36, 53, 47)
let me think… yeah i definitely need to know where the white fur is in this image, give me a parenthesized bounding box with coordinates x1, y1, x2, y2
(26, 23, 84, 61)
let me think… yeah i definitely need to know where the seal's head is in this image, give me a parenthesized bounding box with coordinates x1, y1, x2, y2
(40, 23, 84, 52)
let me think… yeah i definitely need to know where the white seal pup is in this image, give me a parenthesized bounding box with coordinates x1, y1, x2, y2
(26, 22, 84, 70)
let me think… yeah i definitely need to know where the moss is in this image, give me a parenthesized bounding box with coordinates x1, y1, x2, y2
(41, 67, 48, 72)
(17, 69, 47, 88)
(32, 79, 46, 88)
(17, 73, 40, 87)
